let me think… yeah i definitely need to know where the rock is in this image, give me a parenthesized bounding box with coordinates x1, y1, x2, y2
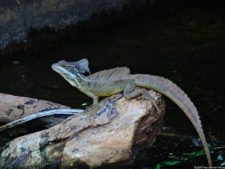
(0, 0, 152, 50)
(0, 90, 165, 169)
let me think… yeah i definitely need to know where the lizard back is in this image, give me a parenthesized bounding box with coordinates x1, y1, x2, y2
(88, 67, 131, 81)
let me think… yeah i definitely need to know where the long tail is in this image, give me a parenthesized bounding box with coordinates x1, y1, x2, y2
(134, 74, 212, 166)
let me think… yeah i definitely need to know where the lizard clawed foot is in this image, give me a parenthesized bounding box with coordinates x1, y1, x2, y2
(86, 104, 100, 112)
(132, 89, 160, 114)
(139, 93, 160, 114)
(124, 87, 160, 115)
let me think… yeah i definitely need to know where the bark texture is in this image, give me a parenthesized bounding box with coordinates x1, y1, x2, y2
(0, 93, 68, 123)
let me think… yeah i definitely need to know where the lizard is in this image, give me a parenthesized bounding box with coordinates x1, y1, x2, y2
(52, 59, 212, 167)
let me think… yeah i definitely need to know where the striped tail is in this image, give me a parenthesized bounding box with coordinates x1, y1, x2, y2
(134, 74, 212, 166)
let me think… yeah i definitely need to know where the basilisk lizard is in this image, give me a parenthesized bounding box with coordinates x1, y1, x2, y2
(52, 59, 212, 166)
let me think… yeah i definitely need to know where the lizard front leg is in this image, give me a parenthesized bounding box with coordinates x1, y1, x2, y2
(123, 80, 159, 113)
(83, 91, 99, 107)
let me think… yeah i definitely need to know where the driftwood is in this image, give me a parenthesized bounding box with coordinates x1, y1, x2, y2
(0, 90, 165, 169)
(0, 93, 69, 124)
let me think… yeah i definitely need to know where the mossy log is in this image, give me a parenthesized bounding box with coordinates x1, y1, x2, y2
(0, 90, 165, 169)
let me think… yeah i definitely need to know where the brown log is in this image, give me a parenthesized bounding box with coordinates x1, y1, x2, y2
(0, 90, 165, 169)
(0, 93, 69, 123)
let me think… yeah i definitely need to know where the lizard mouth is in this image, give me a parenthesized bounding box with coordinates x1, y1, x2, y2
(52, 63, 67, 75)
(51, 63, 77, 85)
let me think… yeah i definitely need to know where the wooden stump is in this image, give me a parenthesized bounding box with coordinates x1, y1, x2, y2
(0, 90, 165, 169)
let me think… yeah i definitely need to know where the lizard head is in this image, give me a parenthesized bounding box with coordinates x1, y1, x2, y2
(52, 60, 86, 88)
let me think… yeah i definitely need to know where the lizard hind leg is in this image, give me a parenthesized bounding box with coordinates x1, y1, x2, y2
(123, 81, 160, 113)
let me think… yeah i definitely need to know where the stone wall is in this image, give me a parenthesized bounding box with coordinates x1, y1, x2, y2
(0, 0, 154, 50)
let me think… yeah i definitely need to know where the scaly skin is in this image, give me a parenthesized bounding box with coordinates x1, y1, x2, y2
(52, 60, 212, 167)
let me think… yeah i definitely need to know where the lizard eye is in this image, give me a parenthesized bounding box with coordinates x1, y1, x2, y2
(73, 68, 79, 72)
(73, 68, 80, 75)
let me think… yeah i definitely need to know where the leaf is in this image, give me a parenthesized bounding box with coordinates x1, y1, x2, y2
(217, 154, 224, 161)
(221, 162, 225, 166)
(161, 160, 181, 166)
(155, 164, 161, 169)
(13, 61, 20, 65)
(182, 150, 204, 159)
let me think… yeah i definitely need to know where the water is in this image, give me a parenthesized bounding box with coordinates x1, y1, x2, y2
(0, 2, 225, 168)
